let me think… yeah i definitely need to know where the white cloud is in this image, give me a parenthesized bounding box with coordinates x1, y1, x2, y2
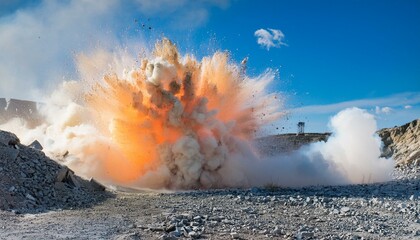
(254, 28, 287, 50)
(0, 0, 230, 100)
(404, 105, 412, 109)
(381, 106, 392, 114)
(291, 92, 420, 114)
(375, 106, 392, 114)
(0, 0, 125, 100)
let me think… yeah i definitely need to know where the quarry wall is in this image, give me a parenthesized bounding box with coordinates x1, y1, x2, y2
(0, 98, 41, 125)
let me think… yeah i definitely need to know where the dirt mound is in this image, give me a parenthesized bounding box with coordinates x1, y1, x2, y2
(378, 119, 420, 167)
(0, 130, 109, 213)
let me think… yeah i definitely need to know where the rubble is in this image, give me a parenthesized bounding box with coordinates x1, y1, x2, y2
(0, 130, 109, 213)
(28, 140, 43, 150)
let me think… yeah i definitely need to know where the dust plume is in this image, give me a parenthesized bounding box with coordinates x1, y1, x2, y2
(0, 39, 394, 189)
(248, 108, 394, 187)
(1, 39, 283, 189)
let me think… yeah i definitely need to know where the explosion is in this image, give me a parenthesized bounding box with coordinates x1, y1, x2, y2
(0, 39, 394, 190)
(33, 38, 281, 189)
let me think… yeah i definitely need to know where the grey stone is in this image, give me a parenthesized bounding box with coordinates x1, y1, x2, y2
(272, 226, 282, 235)
(149, 226, 165, 232)
(340, 207, 350, 213)
(297, 231, 314, 240)
(87, 178, 106, 191)
(188, 230, 199, 238)
(230, 232, 239, 239)
(222, 219, 234, 225)
(168, 230, 181, 238)
(25, 193, 36, 201)
(158, 234, 177, 240)
(28, 140, 43, 150)
(56, 167, 69, 182)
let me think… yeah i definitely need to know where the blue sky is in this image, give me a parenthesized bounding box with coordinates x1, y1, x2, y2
(0, 0, 419, 133)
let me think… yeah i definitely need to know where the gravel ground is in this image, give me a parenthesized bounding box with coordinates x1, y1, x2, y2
(1, 167, 419, 240)
(1, 127, 419, 240)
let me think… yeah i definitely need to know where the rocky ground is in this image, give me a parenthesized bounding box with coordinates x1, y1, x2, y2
(378, 119, 420, 167)
(0, 119, 419, 240)
(0, 168, 419, 240)
(0, 131, 109, 213)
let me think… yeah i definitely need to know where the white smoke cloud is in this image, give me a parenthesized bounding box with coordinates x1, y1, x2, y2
(254, 28, 287, 50)
(248, 108, 394, 187)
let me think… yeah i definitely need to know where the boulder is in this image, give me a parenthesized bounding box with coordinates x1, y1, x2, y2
(28, 140, 43, 150)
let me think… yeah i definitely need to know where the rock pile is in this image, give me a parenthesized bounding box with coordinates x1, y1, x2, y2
(378, 119, 420, 167)
(0, 130, 108, 213)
